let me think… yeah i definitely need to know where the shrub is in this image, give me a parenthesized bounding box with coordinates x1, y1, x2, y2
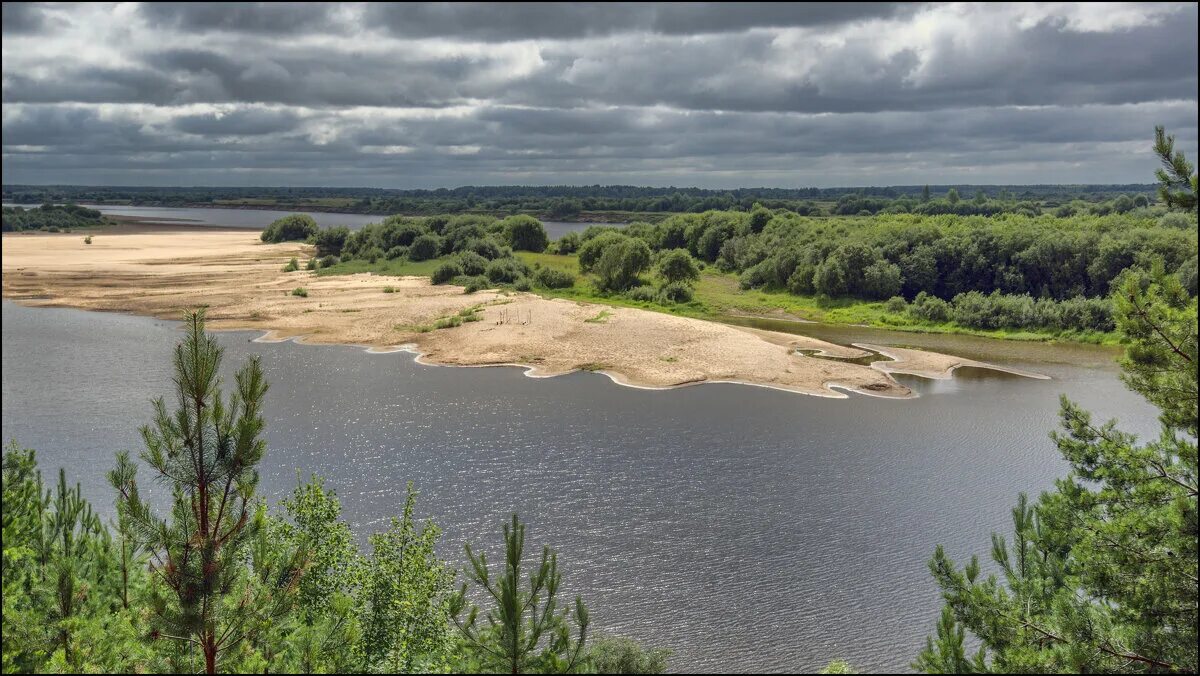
(313, 226, 349, 255)
(625, 285, 657, 302)
(594, 238, 652, 291)
(282, 257, 299, 272)
(1158, 212, 1195, 229)
(884, 296, 908, 313)
(485, 258, 530, 284)
(408, 234, 442, 261)
(456, 251, 488, 276)
(462, 237, 504, 260)
(305, 257, 317, 270)
(462, 275, 490, 293)
(513, 277, 532, 292)
(261, 214, 318, 243)
(656, 249, 700, 285)
(657, 281, 694, 303)
(383, 286, 396, 293)
(503, 215, 549, 252)
(385, 246, 407, 260)
(291, 287, 308, 297)
(431, 261, 464, 285)
(578, 232, 629, 273)
(552, 232, 581, 255)
(320, 255, 338, 268)
(910, 291, 951, 322)
(361, 246, 384, 264)
(534, 267, 574, 289)
(83, 235, 93, 244)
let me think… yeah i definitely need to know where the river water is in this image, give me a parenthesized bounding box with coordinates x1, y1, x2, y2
(2, 203, 614, 240)
(0, 301, 1159, 672)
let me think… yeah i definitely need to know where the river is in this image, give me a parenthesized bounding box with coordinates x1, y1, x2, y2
(0, 300, 1159, 672)
(2, 203, 617, 240)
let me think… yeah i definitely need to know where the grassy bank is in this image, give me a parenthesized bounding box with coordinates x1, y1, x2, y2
(312, 248, 1120, 345)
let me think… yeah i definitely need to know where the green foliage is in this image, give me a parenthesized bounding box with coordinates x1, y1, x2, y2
(450, 515, 590, 674)
(261, 214, 318, 243)
(292, 287, 309, 297)
(108, 309, 300, 674)
(409, 234, 443, 261)
(83, 235, 92, 244)
(535, 267, 575, 289)
(1153, 126, 1198, 212)
(594, 238, 652, 291)
(655, 249, 700, 285)
(283, 257, 300, 272)
(313, 226, 350, 256)
(819, 659, 856, 674)
(585, 635, 670, 674)
(432, 261, 464, 285)
(462, 275, 491, 293)
(916, 270, 1198, 673)
(552, 232, 581, 255)
(485, 257, 531, 284)
(504, 215, 549, 252)
(1, 203, 105, 232)
(358, 484, 456, 672)
(305, 257, 317, 271)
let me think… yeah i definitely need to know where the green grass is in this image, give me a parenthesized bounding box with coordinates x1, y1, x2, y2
(584, 310, 613, 323)
(291, 287, 308, 297)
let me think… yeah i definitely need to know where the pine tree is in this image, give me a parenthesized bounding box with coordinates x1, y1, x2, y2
(921, 185, 931, 202)
(1154, 126, 1198, 212)
(450, 514, 590, 674)
(109, 308, 302, 674)
(915, 267, 1198, 673)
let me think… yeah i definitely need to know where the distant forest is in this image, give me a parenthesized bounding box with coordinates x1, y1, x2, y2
(2, 183, 1158, 218)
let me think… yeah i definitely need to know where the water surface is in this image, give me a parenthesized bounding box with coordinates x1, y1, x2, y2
(0, 301, 1159, 673)
(3, 203, 621, 238)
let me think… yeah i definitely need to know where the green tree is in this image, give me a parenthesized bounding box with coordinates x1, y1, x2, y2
(921, 185, 931, 202)
(261, 214, 318, 243)
(504, 215, 550, 253)
(946, 188, 960, 205)
(357, 483, 456, 673)
(916, 268, 1198, 673)
(109, 309, 303, 674)
(595, 238, 652, 291)
(655, 248, 700, 285)
(450, 514, 590, 674)
(1154, 126, 1198, 212)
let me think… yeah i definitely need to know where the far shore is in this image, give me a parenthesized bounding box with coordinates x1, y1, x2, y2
(1, 229, 1045, 399)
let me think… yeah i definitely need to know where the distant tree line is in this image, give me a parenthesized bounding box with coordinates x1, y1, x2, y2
(1, 204, 106, 232)
(1, 183, 1159, 219)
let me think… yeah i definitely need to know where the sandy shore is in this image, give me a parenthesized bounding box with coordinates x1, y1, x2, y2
(1, 229, 1043, 398)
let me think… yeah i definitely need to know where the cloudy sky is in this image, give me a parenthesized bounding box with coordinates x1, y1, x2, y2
(2, 2, 1197, 188)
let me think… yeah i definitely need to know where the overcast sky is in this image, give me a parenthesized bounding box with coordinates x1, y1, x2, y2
(2, 2, 1197, 188)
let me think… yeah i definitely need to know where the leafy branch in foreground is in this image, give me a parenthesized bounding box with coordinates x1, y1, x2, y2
(450, 514, 590, 674)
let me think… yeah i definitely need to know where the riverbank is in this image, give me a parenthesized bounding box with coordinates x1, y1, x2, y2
(0, 229, 1045, 399)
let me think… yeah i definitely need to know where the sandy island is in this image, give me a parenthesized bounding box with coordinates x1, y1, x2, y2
(1, 227, 1045, 398)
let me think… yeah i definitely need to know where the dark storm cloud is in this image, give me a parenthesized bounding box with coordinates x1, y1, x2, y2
(1, 2, 1197, 187)
(1, 2, 50, 35)
(364, 3, 913, 41)
(138, 2, 343, 35)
